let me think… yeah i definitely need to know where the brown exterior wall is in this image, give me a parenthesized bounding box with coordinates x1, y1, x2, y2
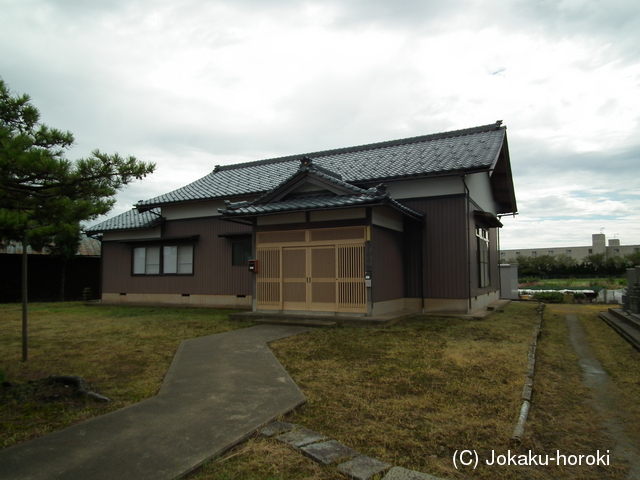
(101, 217, 252, 296)
(401, 195, 468, 300)
(402, 217, 423, 298)
(371, 225, 404, 303)
(100, 194, 501, 311)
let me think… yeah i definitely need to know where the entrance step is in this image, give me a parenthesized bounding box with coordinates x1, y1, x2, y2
(254, 318, 338, 328)
(487, 299, 511, 311)
(230, 310, 417, 327)
(470, 299, 511, 320)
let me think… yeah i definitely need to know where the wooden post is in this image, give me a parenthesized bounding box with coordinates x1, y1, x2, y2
(21, 232, 28, 362)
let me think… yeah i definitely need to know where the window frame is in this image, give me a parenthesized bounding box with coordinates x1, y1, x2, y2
(132, 243, 195, 276)
(231, 237, 253, 266)
(476, 226, 491, 289)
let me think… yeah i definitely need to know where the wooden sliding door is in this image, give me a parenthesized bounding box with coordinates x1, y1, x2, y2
(256, 227, 366, 313)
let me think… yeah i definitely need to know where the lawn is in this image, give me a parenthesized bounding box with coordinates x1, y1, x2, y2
(0, 302, 252, 449)
(2, 302, 639, 480)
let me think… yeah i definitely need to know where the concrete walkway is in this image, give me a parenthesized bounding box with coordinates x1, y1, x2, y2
(566, 314, 640, 479)
(0, 324, 310, 480)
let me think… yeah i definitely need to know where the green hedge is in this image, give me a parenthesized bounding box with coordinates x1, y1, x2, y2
(532, 292, 565, 303)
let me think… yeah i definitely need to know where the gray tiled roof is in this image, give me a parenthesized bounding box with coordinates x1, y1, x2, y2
(87, 122, 506, 232)
(138, 122, 506, 209)
(85, 208, 163, 234)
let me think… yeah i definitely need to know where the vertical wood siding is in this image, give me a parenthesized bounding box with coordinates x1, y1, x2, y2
(102, 217, 252, 296)
(400, 196, 468, 299)
(402, 217, 423, 298)
(371, 225, 404, 303)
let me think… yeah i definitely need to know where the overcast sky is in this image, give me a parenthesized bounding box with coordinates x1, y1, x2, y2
(2, 0, 639, 249)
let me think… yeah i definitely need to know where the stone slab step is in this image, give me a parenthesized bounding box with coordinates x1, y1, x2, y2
(607, 308, 640, 331)
(598, 311, 640, 352)
(260, 422, 447, 480)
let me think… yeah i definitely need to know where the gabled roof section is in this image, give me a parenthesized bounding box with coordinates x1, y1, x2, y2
(220, 187, 424, 221)
(85, 208, 163, 234)
(489, 138, 518, 214)
(220, 157, 424, 220)
(252, 156, 372, 205)
(137, 121, 508, 211)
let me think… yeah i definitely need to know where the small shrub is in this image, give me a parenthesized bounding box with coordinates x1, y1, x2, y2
(533, 292, 564, 303)
(82, 287, 93, 301)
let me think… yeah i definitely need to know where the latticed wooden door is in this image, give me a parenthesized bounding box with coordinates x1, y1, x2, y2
(282, 247, 307, 310)
(256, 247, 281, 309)
(337, 244, 366, 312)
(309, 246, 337, 311)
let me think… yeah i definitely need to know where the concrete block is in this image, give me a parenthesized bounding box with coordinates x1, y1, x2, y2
(382, 466, 448, 480)
(300, 440, 359, 466)
(276, 427, 328, 448)
(522, 384, 533, 401)
(260, 421, 296, 437)
(337, 455, 391, 480)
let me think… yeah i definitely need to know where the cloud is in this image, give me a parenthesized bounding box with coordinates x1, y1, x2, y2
(3, 0, 640, 248)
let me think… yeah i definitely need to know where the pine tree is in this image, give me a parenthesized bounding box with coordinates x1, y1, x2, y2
(0, 78, 156, 361)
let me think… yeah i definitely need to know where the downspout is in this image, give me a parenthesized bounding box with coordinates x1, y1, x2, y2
(420, 218, 425, 314)
(98, 235, 103, 302)
(461, 175, 472, 312)
(251, 218, 257, 312)
(497, 223, 502, 299)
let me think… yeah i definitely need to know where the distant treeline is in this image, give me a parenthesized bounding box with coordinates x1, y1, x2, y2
(501, 252, 640, 277)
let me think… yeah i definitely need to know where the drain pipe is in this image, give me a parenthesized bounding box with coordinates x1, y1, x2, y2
(497, 222, 502, 298)
(420, 218, 425, 314)
(461, 175, 472, 312)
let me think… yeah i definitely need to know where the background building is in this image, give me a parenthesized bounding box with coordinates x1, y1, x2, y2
(500, 234, 640, 263)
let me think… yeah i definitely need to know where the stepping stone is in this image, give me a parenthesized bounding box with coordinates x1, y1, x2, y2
(382, 466, 448, 480)
(300, 440, 359, 466)
(276, 427, 328, 448)
(337, 455, 391, 480)
(259, 421, 296, 437)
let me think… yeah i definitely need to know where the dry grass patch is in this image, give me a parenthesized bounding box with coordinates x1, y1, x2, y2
(266, 302, 540, 479)
(0, 302, 250, 449)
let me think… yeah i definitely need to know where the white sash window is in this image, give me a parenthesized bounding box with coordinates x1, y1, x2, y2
(133, 245, 193, 275)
